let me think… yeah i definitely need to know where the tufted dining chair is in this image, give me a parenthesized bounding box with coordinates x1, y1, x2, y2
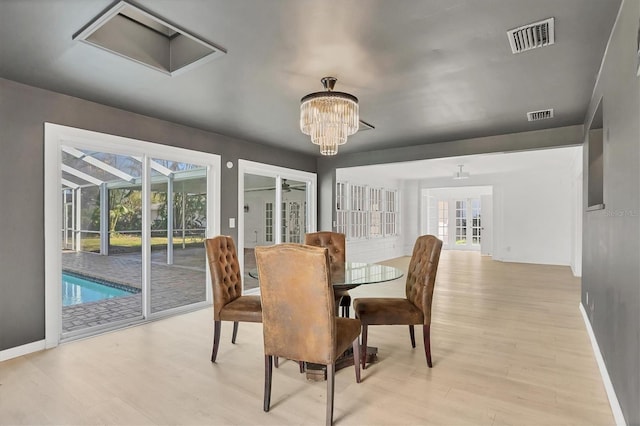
(205, 236, 262, 362)
(305, 232, 351, 317)
(255, 243, 361, 426)
(353, 235, 442, 369)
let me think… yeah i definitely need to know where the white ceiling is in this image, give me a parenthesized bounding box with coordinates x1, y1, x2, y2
(0, 0, 621, 156)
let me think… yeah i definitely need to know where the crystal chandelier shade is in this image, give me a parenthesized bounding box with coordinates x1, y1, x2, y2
(300, 77, 359, 156)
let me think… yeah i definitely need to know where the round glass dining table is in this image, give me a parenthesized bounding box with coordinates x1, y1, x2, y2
(248, 261, 404, 290)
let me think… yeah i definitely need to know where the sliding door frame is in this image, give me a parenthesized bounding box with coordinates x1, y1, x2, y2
(44, 123, 220, 348)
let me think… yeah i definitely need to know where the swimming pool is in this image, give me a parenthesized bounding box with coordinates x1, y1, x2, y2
(62, 273, 136, 306)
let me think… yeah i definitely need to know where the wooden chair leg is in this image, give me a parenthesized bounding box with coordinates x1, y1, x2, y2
(274, 356, 279, 368)
(423, 324, 432, 368)
(326, 363, 335, 426)
(211, 320, 221, 362)
(409, 324, 416, 348)
(299, 361, 305, 373)
(342, 304, 350, 318)
(264, 355, 273, 412)
(352, 338, 361, 383)
(231, 321, 239, 344)
(361, 324, 368, 370)
(341, 295, 351, 318)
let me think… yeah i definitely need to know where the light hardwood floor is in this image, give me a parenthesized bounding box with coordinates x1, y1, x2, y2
(0, 251, 614, 425)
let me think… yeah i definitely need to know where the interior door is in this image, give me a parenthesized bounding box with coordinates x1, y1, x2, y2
(239, 161, 316, 293)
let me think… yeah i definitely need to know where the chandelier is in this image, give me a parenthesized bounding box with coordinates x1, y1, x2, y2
(300, 77, 359, 156)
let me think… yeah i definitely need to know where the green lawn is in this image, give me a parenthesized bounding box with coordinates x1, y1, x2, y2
(79, 234, 204, 252)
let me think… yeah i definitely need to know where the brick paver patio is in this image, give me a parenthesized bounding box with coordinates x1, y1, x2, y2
(62, 247, 206, 333)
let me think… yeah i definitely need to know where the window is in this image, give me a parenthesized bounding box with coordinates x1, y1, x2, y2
(383, 189, 398, 236)
(336, 182, 348, 235)
(369, 188, 383, 238)
(265, 202, 273, 242)
(336, 181, 399, 240)
(349, 184, 367, 239)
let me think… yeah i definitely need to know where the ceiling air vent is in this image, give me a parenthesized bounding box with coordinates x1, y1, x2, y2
(527, 109, 554, 122)
(507, 17, 555, 54)
(73, 1, 226, 76)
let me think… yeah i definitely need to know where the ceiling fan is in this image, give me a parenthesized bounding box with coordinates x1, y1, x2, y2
(245, 179, 306, 192)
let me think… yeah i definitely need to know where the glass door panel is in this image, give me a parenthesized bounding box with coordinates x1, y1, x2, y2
(451, 198, 481, 250)
(437, 200, 449, 243)
(471, 199, 482, 245)
(280, 178, 307, 243)
(243, 173, 277, 290)
(455, 200, 467, 246)
(149, 158, 208, 313)
(60, 147, 143, 335)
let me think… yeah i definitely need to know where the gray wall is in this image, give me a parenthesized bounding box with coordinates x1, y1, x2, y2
(0, 78, 316, 351)
(581, 0, 640, 424)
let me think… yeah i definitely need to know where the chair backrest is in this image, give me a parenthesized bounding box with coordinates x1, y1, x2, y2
(305, 232, 346, 265)
(205, 236, 242, 320)
(405, 235, 443, 324)
(255, 243, 336, 364)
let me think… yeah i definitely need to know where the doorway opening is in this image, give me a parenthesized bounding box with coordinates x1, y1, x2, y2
(423, 186, 493, 254)
(238, 160, 316, 293)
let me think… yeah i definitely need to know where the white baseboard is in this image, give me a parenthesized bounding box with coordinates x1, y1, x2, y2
(579, 303, 627, 426)
(571, 263, 582, 278)
(0, 339, 46, 362)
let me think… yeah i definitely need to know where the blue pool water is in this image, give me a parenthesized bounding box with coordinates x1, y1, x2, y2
(62, 273, 134, 306)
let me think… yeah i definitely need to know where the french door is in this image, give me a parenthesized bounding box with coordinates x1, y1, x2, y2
(438, 198, 482, 250)
(239, 160, 316, 293)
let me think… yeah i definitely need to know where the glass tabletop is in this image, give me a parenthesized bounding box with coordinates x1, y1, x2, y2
(248, 261, 404, 290)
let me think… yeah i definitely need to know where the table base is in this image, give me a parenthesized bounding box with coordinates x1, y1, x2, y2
(305, 346, 377, 381)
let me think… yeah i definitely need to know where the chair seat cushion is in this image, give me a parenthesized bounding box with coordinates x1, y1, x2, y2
(353, 298, 424, 325)
(219, 295, 262, 322)
(334, 317, 361, 358)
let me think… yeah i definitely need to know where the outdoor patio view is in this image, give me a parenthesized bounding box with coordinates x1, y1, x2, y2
(61, 147, 208, 334)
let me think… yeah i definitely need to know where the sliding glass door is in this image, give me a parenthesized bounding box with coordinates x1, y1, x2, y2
(60, 147, 144, 335)
(46, 124, 220, 344)
(149, 157, 208, 314)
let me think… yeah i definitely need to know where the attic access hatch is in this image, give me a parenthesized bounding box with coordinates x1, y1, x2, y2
(73, 1, 226, 76)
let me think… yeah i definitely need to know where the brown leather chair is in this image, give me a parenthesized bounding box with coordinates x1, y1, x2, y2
(205, 236, 262, 362)
(305, 232, 351, 317)
(353, 235, 442, 369)
(255, 243, 361, 426)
